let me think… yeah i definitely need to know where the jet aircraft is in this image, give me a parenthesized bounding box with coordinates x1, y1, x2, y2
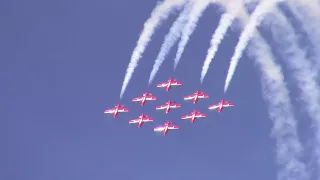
(184, 90, 209, 104)
(153, 121, 179, 135)
(181, 110, 207, 123)
(208, 100, 234, 112)
(104, 104, 129, 118)
(129, 113, 154, 128)
(157, 78, 182, 91)
(132, 92, 156, 106)
(156, 100, 181, 114)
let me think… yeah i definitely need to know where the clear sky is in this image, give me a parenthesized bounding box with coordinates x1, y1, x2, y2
(2, 0, 311, 180)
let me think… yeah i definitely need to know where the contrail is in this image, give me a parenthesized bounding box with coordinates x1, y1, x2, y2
(248, 35, 309, 180)
(200, 12, 235, 83)
(223, 0, 282, 93)
(148, 1, 194, 85)
(119, 0, 186, 99)
(291, 0, 320, 14)
(268, 9, 320, 178)
(285, 1, 320, 69)
(222, 1, 308, 179)
(173, 0, 211, 69)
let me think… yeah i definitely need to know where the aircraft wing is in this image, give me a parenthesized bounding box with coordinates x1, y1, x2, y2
(104, 109, 115, 113)
(181, 115, 192, 119)
(208, 104, 220, 110)
(171, 81, 182, 86)
(142, 117, 154, 122)
(184, 95, 195, 100)
(146, 96, 156, 100)
(154, 126, 165, 131)
(198, 94, 209, 98)
(157, 83, 168, 87)
(196, 114, 207, 118)
(156, 105, 167, 109)
(129, 119, 139, 124)
(168, 125, 179, 130)
(170, 104, 181, 108)
(117, 108, 129, 112)
(223, 103, 234, 107)
(132, 97, 143, 101)
(142, 119, 153, 122)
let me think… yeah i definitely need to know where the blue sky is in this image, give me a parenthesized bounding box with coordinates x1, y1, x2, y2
(2, 0, 311, 180)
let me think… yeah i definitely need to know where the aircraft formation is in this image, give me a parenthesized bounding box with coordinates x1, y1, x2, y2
(104, 77, 235, 136)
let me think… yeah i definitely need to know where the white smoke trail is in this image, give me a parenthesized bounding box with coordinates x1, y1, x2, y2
(223, 0, 282, 93)
(119, 0, 186, 99)
(200, 13, 234, 83)
(200, 0, 256, 84)
(173, 0, 211, 69)
(291, 0, 320, 14)
(285, 1, 320, 69)
(148, 1, 194, 85)
(248, 35, 309, 180)
(220, 1, 308, 179)
(267, 9, 320, 178)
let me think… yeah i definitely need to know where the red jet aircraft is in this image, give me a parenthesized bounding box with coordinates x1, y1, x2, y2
(208, 100, 234, 112)
(184, 90, 209, 104)
(156, 100, 181, 114)
(181, 110, 207, 123)
(129, 113, 154, 128)
(157, 78, 182, 91)
(153, 121, 180, 136)
(104, 104, 129, 118)
(132, 92, 156, 106)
